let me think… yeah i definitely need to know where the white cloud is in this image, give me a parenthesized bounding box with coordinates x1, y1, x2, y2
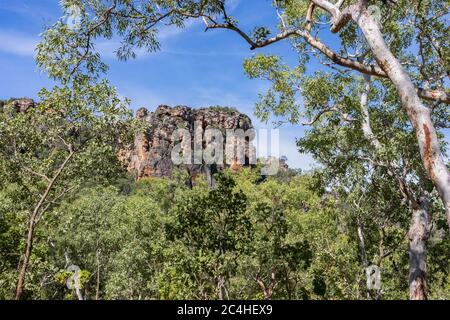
(0, 30, 38, 57)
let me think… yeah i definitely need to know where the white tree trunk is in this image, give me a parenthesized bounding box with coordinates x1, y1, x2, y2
(358, 72, 432, 300)
(352, 3, 450, 230)
(408, 198, 431, 300)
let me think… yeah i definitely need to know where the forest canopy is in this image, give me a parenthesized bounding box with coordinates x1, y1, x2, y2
(1, 165, 449, 300)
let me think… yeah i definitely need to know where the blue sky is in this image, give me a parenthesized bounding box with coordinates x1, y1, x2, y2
(0, 0, 447, 168)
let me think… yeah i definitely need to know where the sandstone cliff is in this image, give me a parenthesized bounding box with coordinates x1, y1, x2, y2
(121, 105, 255, 182)
(0, 98, 36, 113)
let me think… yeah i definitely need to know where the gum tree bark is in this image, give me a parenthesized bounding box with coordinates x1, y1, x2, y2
(356, 218, 368, 268)
(408, 198, 431, 300)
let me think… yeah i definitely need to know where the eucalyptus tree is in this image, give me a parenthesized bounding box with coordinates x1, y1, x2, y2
(0, 82, 133, 299)
(36, 0, 449, 228)
(294, 70, 448, 299)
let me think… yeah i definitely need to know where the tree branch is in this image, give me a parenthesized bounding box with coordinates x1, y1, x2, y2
(203, 9, 447, 104)
(418, 88, 450, 104)
(32, 147, 75, 225)
(303, 105, 355, 125)
(24, 168, 51, 183)
(330, 5, 354, 33)
(310, 0, 339, 17)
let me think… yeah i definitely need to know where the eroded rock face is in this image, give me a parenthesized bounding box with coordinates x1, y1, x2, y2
(12, 98, 36, 112)
(0, 98, 36, 113)
(121, 105, 254, 180)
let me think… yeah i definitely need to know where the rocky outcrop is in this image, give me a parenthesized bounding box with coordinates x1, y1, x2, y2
(0, 98, 36, 113)
(121, 105, 254, 181)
